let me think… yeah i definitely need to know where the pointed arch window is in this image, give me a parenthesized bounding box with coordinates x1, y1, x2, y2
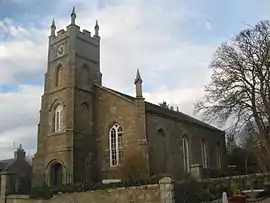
(157, 128, 167, 173)
(54, 104, 63, 132)
(216, 142, 221, 169)
(201, 139, 208, 168)
(182, 136, 190, 173)
(109, 123, 123, 166)
(56, 65, 63, 87)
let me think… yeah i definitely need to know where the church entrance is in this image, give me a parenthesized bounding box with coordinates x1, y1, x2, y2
(50, 163, 63, 186)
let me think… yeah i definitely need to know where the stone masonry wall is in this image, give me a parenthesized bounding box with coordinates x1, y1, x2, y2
(0, 177, 175, 203)
(95, 86, 149, 180)
(146, 111, 226, 180)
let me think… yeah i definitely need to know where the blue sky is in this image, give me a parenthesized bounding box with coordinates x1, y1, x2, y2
(0, 0, 269, 158)
(2, 0, 269, 43)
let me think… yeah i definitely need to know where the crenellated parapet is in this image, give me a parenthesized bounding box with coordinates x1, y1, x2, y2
(47, 6, 100, 64)
(49, 6, 100, 46)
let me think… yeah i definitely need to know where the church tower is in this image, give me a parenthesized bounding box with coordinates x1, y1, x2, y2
(33, 7, 101, 186)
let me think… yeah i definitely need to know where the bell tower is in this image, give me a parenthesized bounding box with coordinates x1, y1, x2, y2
(33, 7, 101, 186)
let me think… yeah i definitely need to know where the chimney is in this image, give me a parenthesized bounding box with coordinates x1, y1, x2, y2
(14, 144, 26, 161)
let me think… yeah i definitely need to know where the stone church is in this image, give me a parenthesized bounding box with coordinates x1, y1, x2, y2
(28, 8, 226, 187)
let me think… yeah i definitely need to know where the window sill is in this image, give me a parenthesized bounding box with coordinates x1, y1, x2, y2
(48, 131, 66, 136)
(109, 165, 120, 168)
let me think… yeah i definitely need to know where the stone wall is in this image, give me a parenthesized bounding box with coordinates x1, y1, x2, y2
(95, 86, 149, 180)
(0, 177, 175, 203)
(145, 104, 226, 180)
(200, 172, 270, 191)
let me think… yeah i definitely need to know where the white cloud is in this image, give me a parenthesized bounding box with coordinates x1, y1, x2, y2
(0, 85, 42, 159)
(205, 21, 212, 31)
(144, 87, 205, 114)
(0, 125, 37, 159)
(0, 18, 48, 84)
(0, 0, 218, 159)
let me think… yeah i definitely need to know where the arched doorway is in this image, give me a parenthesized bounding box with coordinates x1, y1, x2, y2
(50, 163, 63, 186)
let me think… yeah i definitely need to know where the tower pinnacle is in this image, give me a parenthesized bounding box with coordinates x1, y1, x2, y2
(134, 69, 142, 84)
(94, 20, 99, 37)
(71, 6, 76, 25)
(134, 69, 143, 98)
(50, 18, 56, 36)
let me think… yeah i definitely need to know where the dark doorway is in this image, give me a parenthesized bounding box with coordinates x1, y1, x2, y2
(51, 163, 63, 186)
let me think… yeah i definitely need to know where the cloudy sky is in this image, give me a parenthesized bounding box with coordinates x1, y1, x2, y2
(0, 0, 269, 159)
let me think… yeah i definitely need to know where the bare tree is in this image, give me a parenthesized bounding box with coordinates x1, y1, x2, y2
(159, 101, 170, 109)
(195, 20, 270, 150)
(226, 130, 238, 154)
(159, 101, 179, 111)
(238, 122, 270, 172)
(25, 153, 34, 165)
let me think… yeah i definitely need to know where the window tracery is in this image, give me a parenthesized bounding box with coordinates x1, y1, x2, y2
(182, 136, 190, 173)
(201, 139, 208, 168)
(54, 104, 63, 132)
(109, 123, 123, 166)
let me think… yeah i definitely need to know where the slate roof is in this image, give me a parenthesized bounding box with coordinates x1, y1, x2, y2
(145, 102, 223, 133)
(0, 159, 14, 171)
(96, 85, 224, 133)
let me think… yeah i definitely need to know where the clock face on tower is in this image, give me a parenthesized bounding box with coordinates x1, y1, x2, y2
(57, 44, 65, 57)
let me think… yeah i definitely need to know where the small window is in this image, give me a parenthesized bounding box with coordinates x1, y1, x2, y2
(55, 65, 63, 87)
(54, 104, 63, 132)
(109, 123, 124, 166)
